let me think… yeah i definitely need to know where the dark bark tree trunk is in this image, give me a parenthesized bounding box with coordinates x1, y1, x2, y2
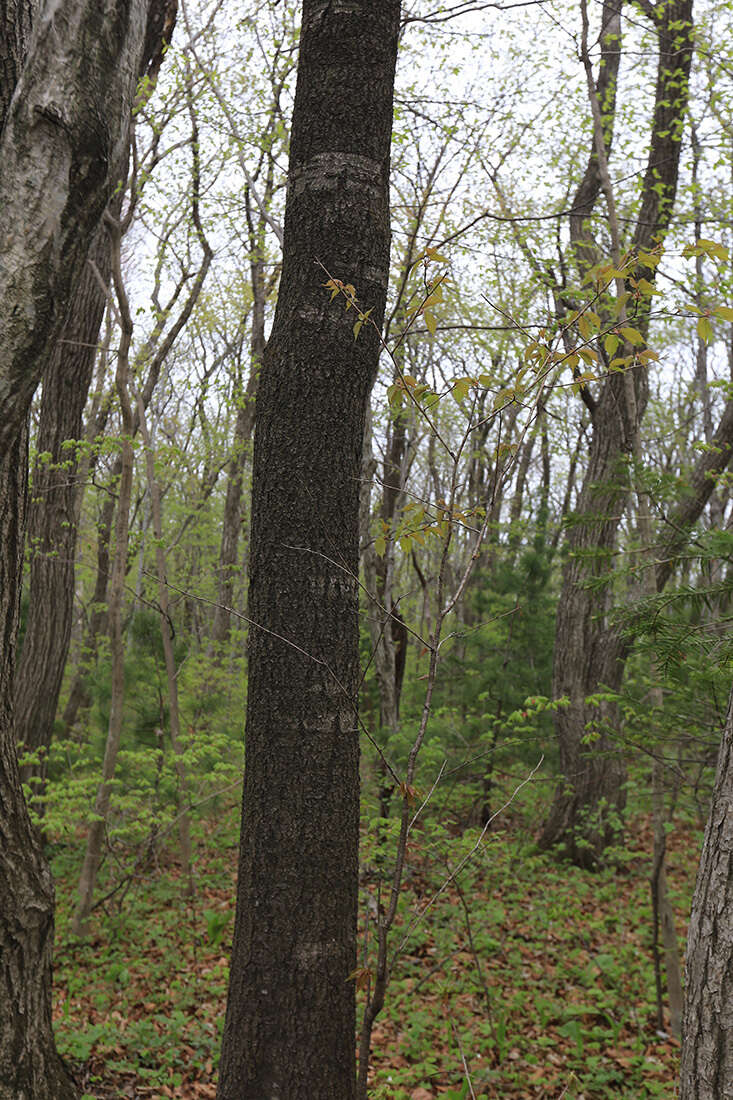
(0, 1, 34, 128)
(0, 1, 161, 1094)
(0, 427, 77, 1100)
(679, 686, 733, 1098)
(216, 3, 400, 1096)
(540, 0, 694, 864)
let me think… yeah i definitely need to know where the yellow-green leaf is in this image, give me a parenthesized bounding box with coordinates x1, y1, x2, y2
(453, 377, 473, 401)
(387, 384, 403, 410)
(604, 333, 620, 357)
(620, 326, 644, 346)
(699, 239, 730, 262)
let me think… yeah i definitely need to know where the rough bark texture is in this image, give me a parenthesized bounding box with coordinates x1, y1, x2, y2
(216, 3, 400, 1096)
(679, 687, 733, 1098)
(0, 1, 158, 1094)
(0, 0, 152, 449)
(0, 1, 34, 128)
(541, 0, 694, 864)
(0, 429, 77, 1100)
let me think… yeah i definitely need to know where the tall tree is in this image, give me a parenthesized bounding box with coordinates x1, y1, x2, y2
(539, 0, 695, 864)
(216, 2, 401, 1096)
(0, 1, 158, 1095)
(14, 0, 178, 796)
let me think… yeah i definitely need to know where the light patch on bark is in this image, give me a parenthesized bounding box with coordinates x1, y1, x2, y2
(291, 150, 383, 194)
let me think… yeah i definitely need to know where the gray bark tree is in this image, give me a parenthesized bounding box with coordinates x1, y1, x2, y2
(679, 685, 733, 1098)
(539, 0, 695, 865)
(0, 2, 159, 1095)
(216, 2, 401, 1096)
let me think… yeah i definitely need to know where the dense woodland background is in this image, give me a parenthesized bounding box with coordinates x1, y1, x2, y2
(2, 0, 733, 1096)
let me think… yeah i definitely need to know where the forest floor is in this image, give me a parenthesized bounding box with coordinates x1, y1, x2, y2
(50, 782, 702, 1100)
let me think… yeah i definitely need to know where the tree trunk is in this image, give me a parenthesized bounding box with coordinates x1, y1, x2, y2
(136, 393, 194, 897)
(0, 1, 35, 132)
(211, 200, 268, 648)
(0, 427, 77, 1099)
(71, 224, 136, 940)
(14, 1, 177, 791)
(15, 225, 114, 792)
(59, 488, 115, 739)
(0, 3, 158, 1088)
(541, 0, 694, 863)
(541, 370, 639, 865)
(211, 364, 258, 646)
(216, 3, 400, 1096)
(679, 686, 733, 1098)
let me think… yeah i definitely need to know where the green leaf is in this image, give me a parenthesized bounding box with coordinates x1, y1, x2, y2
(423, 310, 437, 336)
(697, 316, 714, 343)
(452, 377, 473, 401)
(387, 384, 403, 410)
(715, 306, 733, 322)
(619, 326, 644, 346)
(423, 283, 444, 307)
(374, 536, 386, 557)
(604, 333, 620, 357)
(577, 315, 592, 341)
(699, 239, 730, 262)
